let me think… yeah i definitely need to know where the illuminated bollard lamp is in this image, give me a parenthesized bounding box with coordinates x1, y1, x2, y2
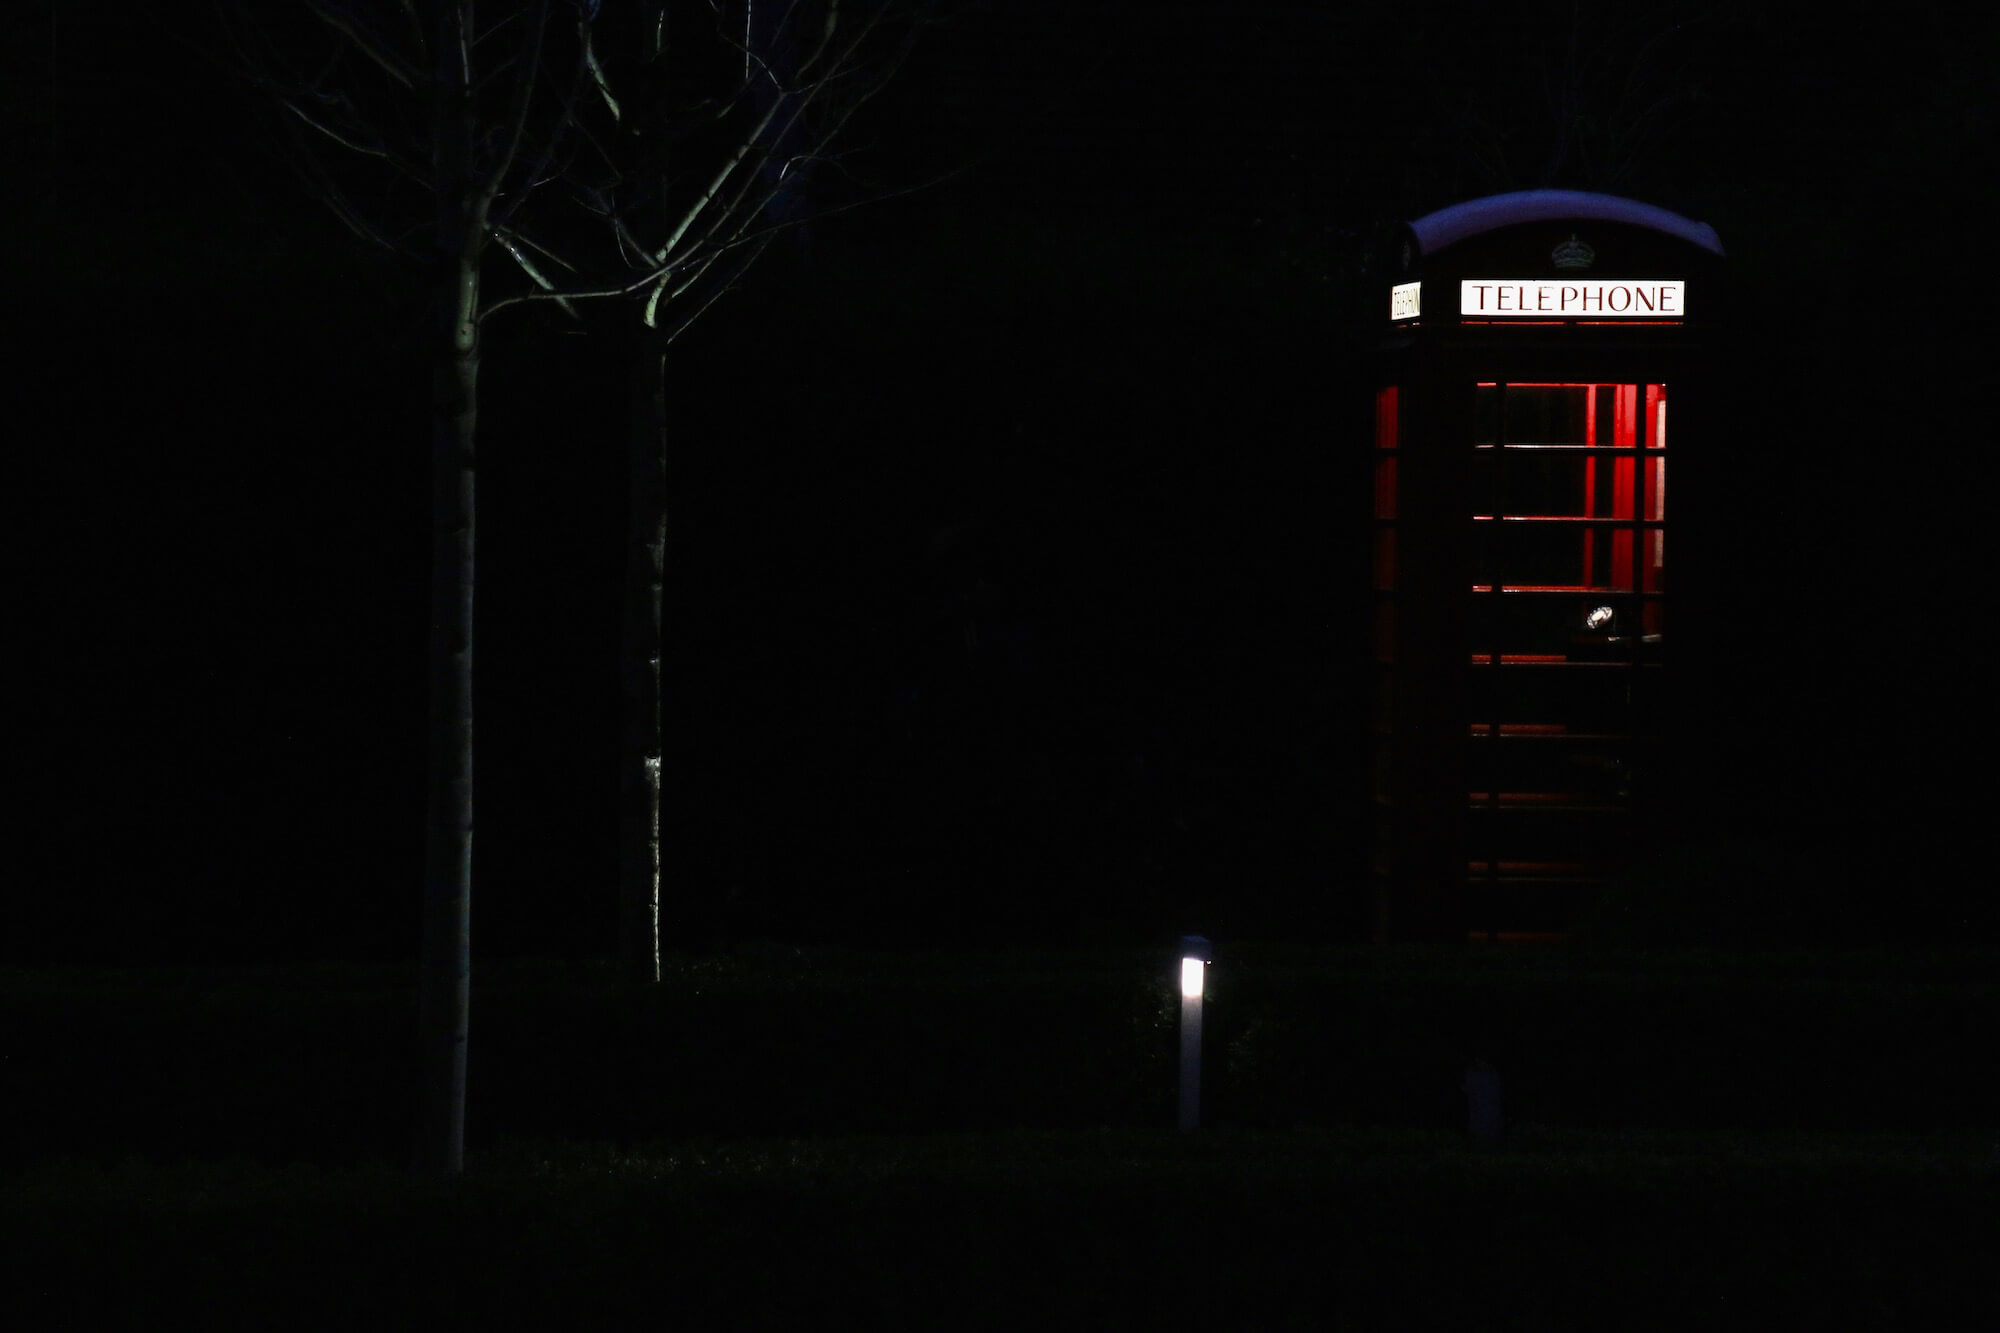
(1177, 935, 1212, 1131)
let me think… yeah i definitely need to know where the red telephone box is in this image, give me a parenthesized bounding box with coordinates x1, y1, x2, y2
(1370, 191, 1725, 941)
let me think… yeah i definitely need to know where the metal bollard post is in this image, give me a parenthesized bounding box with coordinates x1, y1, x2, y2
(1178, 936, 1211, 1131)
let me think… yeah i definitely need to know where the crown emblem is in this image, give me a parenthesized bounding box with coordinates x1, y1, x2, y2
(1552, 234, 1595, 270)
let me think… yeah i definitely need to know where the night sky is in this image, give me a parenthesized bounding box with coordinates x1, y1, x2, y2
(24, 2, 1994, 964)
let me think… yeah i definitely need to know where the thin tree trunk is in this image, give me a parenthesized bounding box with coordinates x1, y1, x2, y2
(416, 7, 481, 1176)
(416, 257, 478, 1173)
(619, 331, 667, 984)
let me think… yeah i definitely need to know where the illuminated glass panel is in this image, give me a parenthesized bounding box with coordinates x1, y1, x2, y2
(1465, 382, 1667, 936)
(1471, 383, 1665, 600)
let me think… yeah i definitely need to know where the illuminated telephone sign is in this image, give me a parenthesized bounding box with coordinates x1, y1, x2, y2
(1459, 279, 1684, 318)
(1369, 191, 1724, 943)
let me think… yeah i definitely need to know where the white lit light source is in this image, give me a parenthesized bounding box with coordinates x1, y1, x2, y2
(1459, 278, 1685, 318)
(1178, 935, 1212, 1132)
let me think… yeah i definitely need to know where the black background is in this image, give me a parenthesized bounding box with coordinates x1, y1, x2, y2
(21, 2, 1995, 963)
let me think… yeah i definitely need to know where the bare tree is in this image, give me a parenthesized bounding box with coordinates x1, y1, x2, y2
(570, 3, 920, 991)
(221, 0, 917, 1172)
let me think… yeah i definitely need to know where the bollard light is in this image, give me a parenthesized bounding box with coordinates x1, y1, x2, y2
(1178, 935, 1212, 1131)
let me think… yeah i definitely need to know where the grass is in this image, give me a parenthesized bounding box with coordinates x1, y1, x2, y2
(7, 943, 1997, 1325)
(11, 1127, 1996, 1326)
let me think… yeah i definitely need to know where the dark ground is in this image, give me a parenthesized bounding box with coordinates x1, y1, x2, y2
(7, 945, 1998, 1324)
(15, 1128, 1996, 1326)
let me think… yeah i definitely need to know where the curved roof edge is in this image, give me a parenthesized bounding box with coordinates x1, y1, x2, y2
(1411, 190, 1723, 258)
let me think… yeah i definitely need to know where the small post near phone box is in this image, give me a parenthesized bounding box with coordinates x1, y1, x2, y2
(1178, 935, 1211, 1131)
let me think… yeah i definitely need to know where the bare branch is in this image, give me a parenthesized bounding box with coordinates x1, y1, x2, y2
(301, 0, 422, 89)
(663, 152, 961, 322)
(650, 230, 777, 337)
(485, 144, 923, 328)
(648, 1, 892, 274)
(447, 0, 473, 92)
(494, 219, 584, 276)
(491, 14, 607, 229)
(495, 226, 583, 320)
(278, 91, 429, 186)
(643, 248, 729, 326)
(474, 5, 528, 48)
(244, 0, 925, 339)
(478, 252, 702, 321)
(479, 216, 775, 322)
(609, 207, 654, 268)
(793, 0, 845, 82)
(649, 87, 788, 263)
(581, 17, 621, 122)
(300, 150, 421, 257)
(472, 53, 524, 97)
(477, 2, 552, 213)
